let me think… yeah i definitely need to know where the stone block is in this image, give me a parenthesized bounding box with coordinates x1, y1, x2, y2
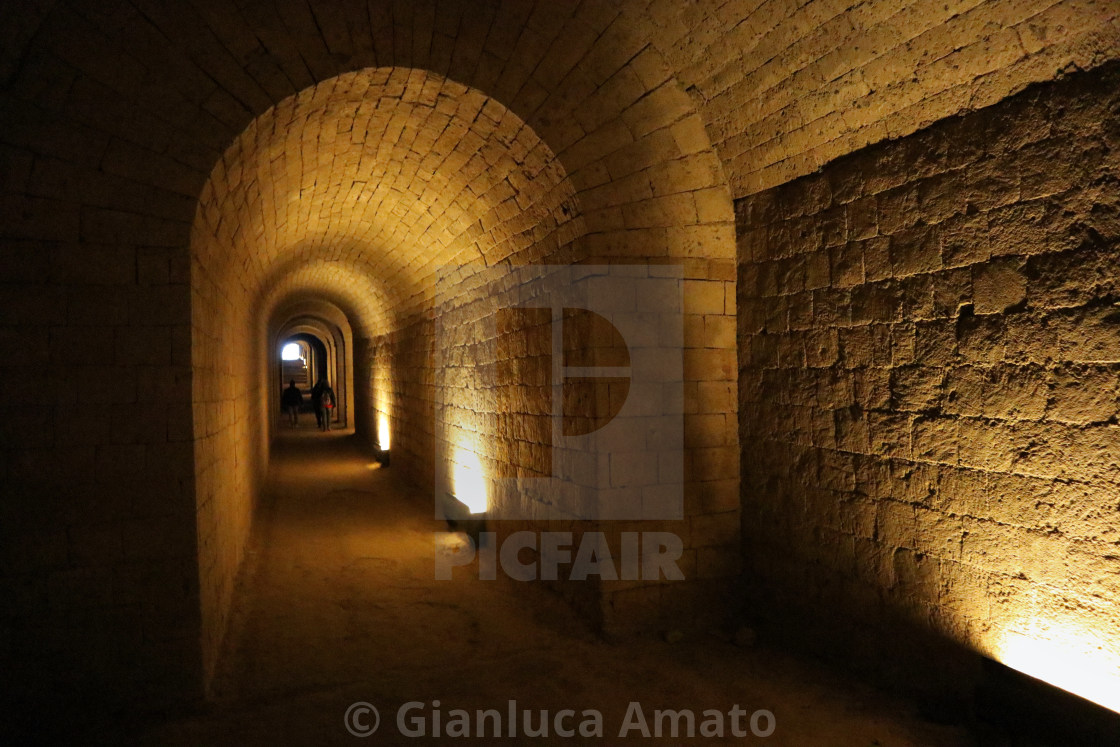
(847, 195, 878, 240)
(983, 364, 1048, 421)
(943, 366, 987, 418)
(890, 225, 941, 277)
(940, 212, 991, 268)
(988, 200, 1048, 257)
(891, 365, 945, 412)
(1046, 364, 1119, 425)
(830, 242, 865, 288)
(683, 279, 724, 315)
(690, 511, 740, 548)
(852, 282, 902, 324)
(876, 183, 920, 235)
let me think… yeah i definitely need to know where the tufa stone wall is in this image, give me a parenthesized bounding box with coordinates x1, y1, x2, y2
(737, 61, 1120, 687)
(423, 257, 741, 635)
(641, 0, 1120, 196)
(1, 185, 201, 706)
(20, 0, 1116, 708)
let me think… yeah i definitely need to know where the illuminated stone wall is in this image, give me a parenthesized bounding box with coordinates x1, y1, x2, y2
(737, 61, 1120, 691)
(1, 0, 1116, 710)
(648, 0, 1120, 196)
(427, 259, 741, 635)
(372, 317, 437, 492)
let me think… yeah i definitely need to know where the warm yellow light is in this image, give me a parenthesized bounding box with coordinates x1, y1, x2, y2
(993, 625, 1120, 714)
(452, 448, 488, 514)
(377, 413, 391, 450)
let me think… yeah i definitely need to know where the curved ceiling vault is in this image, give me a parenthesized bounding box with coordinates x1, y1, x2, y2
(271, 297, 352, 348)
(260, 258, 392, 338)
(194, 67, 582, 338)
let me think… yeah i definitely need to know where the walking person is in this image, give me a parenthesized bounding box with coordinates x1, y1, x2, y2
(313, 377, 336, 431)
(281, 379, 303, 426)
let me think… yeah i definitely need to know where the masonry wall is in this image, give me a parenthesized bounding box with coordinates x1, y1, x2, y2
(737, 62, 1120, 689)
(599, 254, 742, 634)
(356, 316, 438, 492)
(11, 0, 1110, 714)
(670, 0, 1120, 197)
(0, 128, 203, 710)
(349, 253, 740, 636)
(190, 218, 269, 691)
(409, 256, 742, 635)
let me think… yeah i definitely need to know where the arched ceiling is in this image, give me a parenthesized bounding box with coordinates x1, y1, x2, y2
(3, 0, 1114, 227)
(630, 0, 1120, 192)
(271, 298, 352, 346)
(1, 0, 1114, 345)
(263, 262, 380, 338)
(194, 68, 581, 337)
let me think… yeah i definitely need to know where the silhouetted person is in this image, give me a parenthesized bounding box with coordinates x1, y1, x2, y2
(281, 380, 303, 425)
(312, 377, 335, 431)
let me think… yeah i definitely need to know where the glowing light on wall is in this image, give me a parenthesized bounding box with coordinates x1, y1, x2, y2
(993, 623, 1120, 714)
(373, 362, 392, 454)
(452, 447, 488, 514)
(281, 342, 301, 360)
(377, 413, 391, 451)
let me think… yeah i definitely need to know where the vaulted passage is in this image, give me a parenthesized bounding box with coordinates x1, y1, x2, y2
(3, 1, 1120, 743)
(189, 64, 739, 694)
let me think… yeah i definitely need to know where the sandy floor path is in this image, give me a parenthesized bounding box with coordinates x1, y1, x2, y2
(138, 428, 973, 746)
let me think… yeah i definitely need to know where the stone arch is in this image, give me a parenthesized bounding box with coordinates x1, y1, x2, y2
(188, 59, 738, 687)
(3, 1, 755, 704)
(272, 306, 354, 430)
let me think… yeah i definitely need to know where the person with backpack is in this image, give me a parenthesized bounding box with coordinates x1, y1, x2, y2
(314, 378, 336, 431)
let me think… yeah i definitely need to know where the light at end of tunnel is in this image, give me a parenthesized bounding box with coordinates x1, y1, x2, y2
(452, 448, 488, 514)
(281, 342, 301, 361)
(994, 626, 1120, 714)
(378, 413, 391, 451)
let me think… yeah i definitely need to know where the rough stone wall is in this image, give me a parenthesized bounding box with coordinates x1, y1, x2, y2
(190, 209, 269, 690)
(12, 0, 1113, 709)
(375, 316, 438, 493)
(643, 0, 1120, 196)
(737, 61, 1120, 684)
(0, 118, 202, 708)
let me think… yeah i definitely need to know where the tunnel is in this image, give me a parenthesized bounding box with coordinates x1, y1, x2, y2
(2, 1, 1120, 743)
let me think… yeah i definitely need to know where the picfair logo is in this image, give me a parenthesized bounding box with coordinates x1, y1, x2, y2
(434, 266, 684, 522)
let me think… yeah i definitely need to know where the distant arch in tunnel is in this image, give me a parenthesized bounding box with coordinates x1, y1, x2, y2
(189, 62, 736, 692)
(258, 258, 393, 459)
(189, 67, 590, 689)
(277, 335, 316, 388)
(275, 329, 332, 416)
(270, 300, 356, 434)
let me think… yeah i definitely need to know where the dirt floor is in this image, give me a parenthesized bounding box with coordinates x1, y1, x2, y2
(132, 425, 976, 746)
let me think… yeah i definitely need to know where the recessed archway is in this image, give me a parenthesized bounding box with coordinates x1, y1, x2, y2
(271, 300, 356, 435)
(189, 63, 737, 691)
